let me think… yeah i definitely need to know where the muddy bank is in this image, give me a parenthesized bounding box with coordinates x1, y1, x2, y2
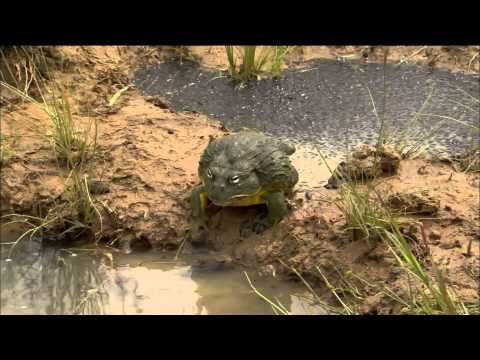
(2, 91, 478, 309)
(1, 96, 226, 249)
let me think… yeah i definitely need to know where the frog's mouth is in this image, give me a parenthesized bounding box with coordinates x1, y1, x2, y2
(209, 190, 261, 206)
(230, 193, 255, 200)
(211, 195, 251, 206)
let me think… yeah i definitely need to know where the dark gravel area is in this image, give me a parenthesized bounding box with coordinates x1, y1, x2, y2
(134, 58, 479, 157)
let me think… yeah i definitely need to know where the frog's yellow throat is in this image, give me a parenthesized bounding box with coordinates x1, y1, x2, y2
(200, 177, 266, 207)
(226, 187, 267, 207)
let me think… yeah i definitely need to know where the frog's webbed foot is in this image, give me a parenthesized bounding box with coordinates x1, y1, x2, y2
(240, 192, 289, 237)
(190, 215, 209, 246)
(119, 237, 132, 254)
(240, 209, 270, 237)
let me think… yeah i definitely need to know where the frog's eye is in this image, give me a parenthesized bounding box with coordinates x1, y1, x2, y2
(230, 175, 240, 184)
(206, 169, 214, 179)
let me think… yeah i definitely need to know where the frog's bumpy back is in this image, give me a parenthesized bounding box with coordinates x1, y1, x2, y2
(200, 131, 298, 192)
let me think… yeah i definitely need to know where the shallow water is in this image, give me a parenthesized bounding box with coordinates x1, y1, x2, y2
(0, 226, 326, 315)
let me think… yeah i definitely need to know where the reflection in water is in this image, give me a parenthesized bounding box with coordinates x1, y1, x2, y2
(107, 265, 200, 315)
(191, 269, 286, 315)
(1, 236, 112, 315)
(1, 226, 326, 315)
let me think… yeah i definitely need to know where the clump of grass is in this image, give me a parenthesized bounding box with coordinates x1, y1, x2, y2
(347, 50, 473, 160)
(456, 147, 480, 172)
(443, 89, 480, 172)
(269, 46, 296, 77)
(320, 56, 478, 313)
(250, 150, 473, 314)
(244, 272, 290, 315)
(1, 48, 97, 169)
(317, 138, 470, 314)
(45, 91, 97, 168)
(316, 264, 476, 315)
(0, 134, 14, 167)
(333, 178, 471, 314)
(2, 169, 103, 258)
(382, 225, 471, 314)
(225, 46, 294, 84)
(173, 46, 200, 64)
(392, 85, 443, 159)
(1, 46, 67, 101)
(62, 170, 103, 239)
(272, 50, 480, 315)
(0, 81, 97, 169)
(335, 180, 391, 246)
(1, 46, 39, 95)
(226, 46, 269, 83)
(1, 49, 103, 253)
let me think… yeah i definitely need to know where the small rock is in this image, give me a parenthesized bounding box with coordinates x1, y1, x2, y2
(444, 205, 452, 211)
(451, 216, 464, 224)
(324, 176, 339, 189)
(326, 144, 401, 188)
(88, 179, 111, 194)
(435, 155, 453, 164)
(328, 233, 339, 241)
(145, 95, 169, 109)
(367, 247, 385, 261)
(386, 191, 439, 216)
(352, 144, 375, 160)
(439, 239, 461, 250)
(358, 293, 383, 315)
(167, 129, 175, 135)
(38, 189, 51, 198)
(192, 254, 234, 272)
(391, 266, 403, 276)
(417, 165, 429, 175)
(429, 230, 441, 241)
(400, 223, 419, 241)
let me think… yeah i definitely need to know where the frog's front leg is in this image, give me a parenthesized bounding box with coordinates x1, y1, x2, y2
(263, 191, 289, 226)
(190, 185, 209, 243)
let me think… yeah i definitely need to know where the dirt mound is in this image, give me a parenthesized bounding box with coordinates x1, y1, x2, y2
(325, 144, 401, 189)
(386, 190, 440, 216)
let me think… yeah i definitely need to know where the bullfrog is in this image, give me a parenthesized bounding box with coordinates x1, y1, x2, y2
(190, 131, 299, 242)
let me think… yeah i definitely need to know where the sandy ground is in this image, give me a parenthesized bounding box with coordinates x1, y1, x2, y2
(1, 46, 478, 313)
(188, 45, 480, 74)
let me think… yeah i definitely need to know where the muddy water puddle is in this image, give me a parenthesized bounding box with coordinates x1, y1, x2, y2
(0, 226, 327, 315)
